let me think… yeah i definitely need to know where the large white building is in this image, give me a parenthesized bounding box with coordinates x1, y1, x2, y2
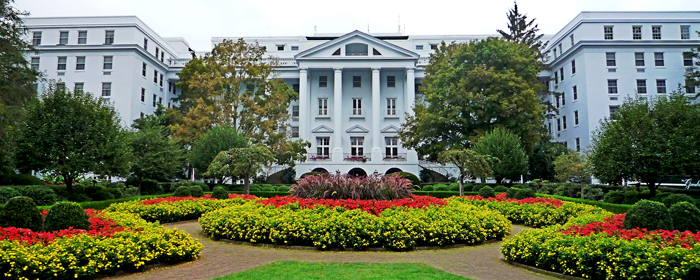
(24, 11, 700, 179)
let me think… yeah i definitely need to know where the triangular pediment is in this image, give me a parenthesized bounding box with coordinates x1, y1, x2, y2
(311, 125, 334, 133)
(295, 30, 419, 60)
(381, 125, 400, 133)
(346, 124, 369, 133)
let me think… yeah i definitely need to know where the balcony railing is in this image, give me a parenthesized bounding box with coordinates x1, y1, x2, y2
(308, 153, 331, 161)
(344, 153, 370, 162)
(383, 153, 407, 161)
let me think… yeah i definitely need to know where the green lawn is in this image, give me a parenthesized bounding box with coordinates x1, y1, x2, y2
(211, 261, 469, 280)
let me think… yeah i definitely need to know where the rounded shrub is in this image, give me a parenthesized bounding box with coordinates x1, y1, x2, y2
(449, 184, 460, 192)
(396, 172, 421, 186)
(189, 186, 204, 197)
(622, 200, 673, 230)
(506, 187, 521, 199)
(16, 186, 58, 206)
(463, 184, 474, 192)
(669, 202, 700, 232)
(514, 188, 536, 199)
(196, 182, 210, 192)
(212, 186, 229, 200)
(478, 186, 496, 198)
(623, 190, 640, 205)
(0, 187, 21, 204)
(494, 185, 508, 193)
(662, 193, 695, 208)
(472, 184, 485, 193)
(0, 196, 42, 231)
(421, 185, 434, 191)
(107, 187, 124, 199)
(260, 185, 275, 192)
(603, 190, 625, 204)
(434, 184, 449, 191)
(275, 185, 290, 192)
(95, 187, 115, 201)
(173, 186, 191, 197)
(0, 173, 45, 185)
(43, 201, 90, 232)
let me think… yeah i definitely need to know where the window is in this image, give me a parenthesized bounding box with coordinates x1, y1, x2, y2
(247, 84, 255, 92)
(681, 25, 690, 40)
(557, 118, 562, 132)
(30, 57, 40, 71)
(160, 52, 164, 63)
(633, 26, 642, 40)
(574, 110, 579, 125)
(558, 43, 562, 55)
(155, 47, 159, 57)
(142, 63, 147, 77)
(319, 76, 327, 87)
(656, 79, 666, 94)
(154, 70, 158, 83)
(430, 44, 438, 50)
(332, 48, 340, 56)
(32, 31, 41, 46)
(554, 71, 558, 84)
(385, 137, 400, 158)
(686, 80, 696, 94)
(57, 82, 65, 91)
(560, 68, 564, 81)
(416, 45, 423, 50)
(103, 56, 113, 70)
(654, 52, 664, 66)
(159, 97, 163, 105)
(609, 106, 619, 119)
(652, 26, 661, 40)
(571, 59, 576, 75)
(570, 34, 574, 45)
(604, 26, 614, 40)
(144, 38, 148, 49)
(548, 123, 552, 135)
(292, 84, 299, 93)
(562, 115, 567, 130)
(635, 52, 645, 67)
(59, 31, 68, 45)
(152, 94, 157, 107)
(352, 98, 362, 115)
(101, 82, 111, 96)
(608, 79, 618, 94)
(74, 82, 84, 92)
(318, 98, 328, 116)
(606, 52, 616, 67)
(575, 138, 581, 152)
(57, 56, 67, 70)
(353, 76, 361, 87)
(104, 30, 114, 45)
(684, 53, 694, 67)
(350, 137, 364, 156)
(76, 56, 85, 70)
(573, 85, 578, 100)
(141, 88, 145, 102)
(291, 46, 298, 51)
(160, 74, 163, 87)
(316, 137, 330, 157)
(555, 96, 560, 108)
(78, 31, 87, 44)
(561, 92, 566, 106)
(292, 105, 299, 119)
(277, 45, 284, 51)
(387, 76, 395, 87)
(637, 79, 647, 94)
(291, 126, 299, 138)
(387, 98, 396, 116)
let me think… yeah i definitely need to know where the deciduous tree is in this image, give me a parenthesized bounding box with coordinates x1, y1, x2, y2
(438, 149, 492, 196)
(472, 128, 528, 183)
(554, 153, 591, 199)
(528, 137, 570, 181)
(129, 116, 186, 193)
(190, 125, 248, 180)
(205, 145, 275, 194)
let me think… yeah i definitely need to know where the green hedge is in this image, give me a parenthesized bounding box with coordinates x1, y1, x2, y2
(411, 191, 479, 198)
(539, 194, 633, 214)
(229, 191, 291, 198)
(36, 193, 173, 211)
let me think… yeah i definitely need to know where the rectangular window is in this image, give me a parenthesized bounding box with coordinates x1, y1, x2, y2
(560, 68, 564, 81)
(387, 76, 396, 87)
(144, 38, 148, 49)
(575, 138, 581, 152)
(681, 25, 690, 40)
(142, 63, 147, 77)
(353, 76, 361, 87)
(554, 72, 558, 84)
(573, 85, 578, 100)
(277, 45, 284, 51)
(59, 31, 68, 45)
(152, 94, 157, 107)
(385, 137, 399, 157)
(686, 80, 696, 94)
(387, 98, 396, 116)
(654, 52, 664, 66)
(430, 44, 438, 50)
(101, 82, 111, 96)
(548, 123, 552, 135)
(557, 118, 562, 132)
(416, 45, 423, 50)
(606, 52, 616, 67)
(571, 59, 576, 74)
(635, 52, 645, 67)
(555, 96, 560, 108)
(684, 53, 694, 67)
(159, 97, 163, 105)
(350, 137, 364, 156)
(632, 26, 642, 40)
(103, 56, 113, 70)
(104, 30, 114, 45)
(154, 70, 158, 83)
(319, 76, 327, 87)
(77, 31, 87, 44)
(292, 105, 299, 119)
(291, 126, 299, 138)
(656, 79, 666, 94)
(561, 92, 566, 106)
(652, 26, 661, 40)
(563, 115, 567, 130)
(608, 79, 618, 94)
(574, 110, 579, 126)
(558, 43, 562, 55)
(76, 56, 85, 70)
(32, 31, 41, 46)
(74, 82, 84, 92)
(316, 137, 330, 157)
(291, 46, 298, 51)
(352, 98, 362, 115)
(318, 98, 328, 116)
(160, 52, 164, 63)
(141, 88, 145, 102)
(609, 106, 618, 119)
(155, 47, 159, 57)
(30, 57, 40, 71)
(160, 74, 163, 87)
(57, 56, 67, 70)
(637, 79, 647, 94)
(604, 26, 614, 40)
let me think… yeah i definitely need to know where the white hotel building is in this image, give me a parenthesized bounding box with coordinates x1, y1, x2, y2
(24, 11, 700, 178)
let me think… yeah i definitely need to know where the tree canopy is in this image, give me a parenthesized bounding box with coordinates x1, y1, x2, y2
(205, 145, 275, 194)
(438, 149, 492, 196)
(472, 128, 528, 183)
(528, 137, 570, 181)
(554, 153, 591, 199)
(129, 114, 186, 193)
(496, 1, 544, 58)
(189, 125, 248, 179)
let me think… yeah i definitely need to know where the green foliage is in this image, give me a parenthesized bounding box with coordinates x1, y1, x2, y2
(496, 2, 545, 58)
(275, 185, 290, 192)
(472, 128, 528, 182)
(528, 140, 571, 183)
(514, 188, 536, 199)
(494, 185, 508, 193)
(422, 185, 434, 191)
(395, 172, 420, 186)
(623, 200, 673, 230)
(16, 185, 58, 206)
(433, 184, 449, 191)
(419, 169, 433, 183)
(0, 186, 21, 204)
(438, 149, 493, 195)
(623, 190, 640, 205)
(190, 186, 204, 197)
(0, 173, 44, 186)
(189, 125, 248, 177)
(129, 118, 185, 192)
(662, 193, 695, 208)
(43, 201, 90, 232)
(205, 145, 275, 194)
(281, 168, 296, 184)
(478, 186, 496, 198)
(107, 188, 123, 199)
(212, 186, 229, 199)
(582, 186, 604, 201)
(173, 186, 191, 197)
(604, 190, 625, 204)
(0, 196, 42, 231)
(462, 184, 474, 192)
(506, 187, 520, 199)
(669, 202, 700, 232)
(553, 153, 591, 200)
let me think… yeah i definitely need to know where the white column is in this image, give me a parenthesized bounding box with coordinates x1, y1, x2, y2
(371, 68, 382, 162)
(406, 68, 415, 116)
(298, 68, 308, 141)
(332, 68, 343, 162)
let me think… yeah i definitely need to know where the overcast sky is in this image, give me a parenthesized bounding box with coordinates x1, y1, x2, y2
(16, 0, 700, 51)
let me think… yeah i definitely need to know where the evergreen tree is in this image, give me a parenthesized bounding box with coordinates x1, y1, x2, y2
(496, 1, 544, 57)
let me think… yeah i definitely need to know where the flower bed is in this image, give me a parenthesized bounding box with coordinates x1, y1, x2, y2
(0, 211, 203, 279)
(256, 195, 446, 215)
(106, 194, 256, 223)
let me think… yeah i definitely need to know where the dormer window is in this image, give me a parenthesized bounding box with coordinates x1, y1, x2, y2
(277, 45, 284, 51)
(430, 44, 438, 50)
(373, 48, 382, 55)
(346, 43, 368, 56)
(332, 48, 340, 56)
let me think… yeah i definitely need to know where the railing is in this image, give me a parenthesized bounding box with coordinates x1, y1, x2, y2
(308, 153, 331, 161)
(315, 109, 330, 117)
(383, 153, 407, 161)
(349, 109, 365, 117)
(344, 153, 370, 162)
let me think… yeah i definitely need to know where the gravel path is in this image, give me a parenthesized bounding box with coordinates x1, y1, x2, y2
(109, 222, 558, 280)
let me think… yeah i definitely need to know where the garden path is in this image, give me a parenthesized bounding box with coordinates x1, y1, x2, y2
(109, 223, 558, 280)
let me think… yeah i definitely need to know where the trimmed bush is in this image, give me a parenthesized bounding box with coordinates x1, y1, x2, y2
(0, 187, 21, 204)
(669, 202, 700, 232)
(462, 184, 474, 192)
(623, 190, 640, 205)
(212, 186, 229, 200)
(0, 196, 43, 231)
(107, 188, 124, 199)
(478, 186, 496, 198)
(396, 172, 421, 186)
(259, 185, 275, 192)
(449, 184, 460, 192)
(623, 200, 673, 230)
(43, 201, 91, 232)
(662, 193, 695, 208)
(94, 188, 115, 201)
(514, 188, 536, 199)
(190, 186, 204, 197)
(506, 187, 520, 199)
(422, 185, 434, 191)
(0, 173, 45, 185)
(582, 186, 604, 201)
(173, 186, 191, 197)
(603, 190, 625, 204)
(494, 185, 508, 193)
(433, 184, 449, 191)
(16, 186, 58, 206)
(275, 185, 290, 192)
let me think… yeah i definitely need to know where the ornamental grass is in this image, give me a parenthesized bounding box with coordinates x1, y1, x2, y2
(291, 172, 414, 200)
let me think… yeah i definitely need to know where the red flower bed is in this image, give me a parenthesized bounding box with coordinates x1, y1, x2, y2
(463, 193, 563, 207)
(256, 195, 446, 215)
(562, 214, 700, 249)
(0, 209, 126, 245)
(138, 193, 256, 205)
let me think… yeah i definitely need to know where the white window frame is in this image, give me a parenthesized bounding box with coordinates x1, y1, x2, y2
(78, 31, 87, 44)
(74, 82, 84, 92)
(632, 26, 642, 40)
(652, 26, 661, 40)
(32, 31, 41, 46)
(635, 52, 645, 67)
(59, 31, 68, 45)
(76, 56, 85, 70)
(604, 26, 614, 40)
(573, 85, 578, 101)
(574, 110, 579, 126)
(637, 79, 647, 94)
(352, 98, 362, 115)
(654, 52, 664, 67)
(292, 105, 299, 119)
(656, 79, 667, 94)
(562, 115, 567, 130)
(607, 79, 618, 94)
(316, 137, 330, 157)
(385, 137, 399, 158)
(57, 56, 67, 70)
(141, 88, 146, 102)
(104, 30, 114, 45)
(142, 63, 147, 77)
(575, 137, 581, 152)
(103, 56, 113, 70)
(101, 82, 111, 97)
(681, 25, 690, 40)
(387, 98, 396, 116)
(350, 137, 364, 156)
(571, 59, 576, 75)
(318, 98, 328, 116)
(30, 57, 40, 71)
(606, 52, 616, 67)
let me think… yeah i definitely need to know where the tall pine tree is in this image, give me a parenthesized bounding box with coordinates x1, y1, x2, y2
(497, 1, 544, 58)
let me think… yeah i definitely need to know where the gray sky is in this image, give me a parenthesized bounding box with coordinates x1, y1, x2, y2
(16, 0, 700, 51)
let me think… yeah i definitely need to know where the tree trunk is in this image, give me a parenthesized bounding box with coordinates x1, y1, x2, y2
(459, 174, 464, 197)
(244, 176, 250, 195)
(646, 177, 658, 198)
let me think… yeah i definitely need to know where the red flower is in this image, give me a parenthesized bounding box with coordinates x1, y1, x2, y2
(255, 195, 446, 216)
(460, 193, 564, 207)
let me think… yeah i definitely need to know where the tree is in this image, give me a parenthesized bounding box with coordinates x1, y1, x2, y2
(205, 145, 275, 194)
(0, 0, 40, 173)
(496, 1, 544, 58)
(528, 137, 570, 181)
(129, 117, 186, 193)
(16, 84, 131, 191)
(472, 128, 528, 183)
(438, 149, 492, 196)
(190, 125, 248, 180)
(589, 93, 700, 197)
(398, 38, 546, 160)
(554, 153, 592, 199)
